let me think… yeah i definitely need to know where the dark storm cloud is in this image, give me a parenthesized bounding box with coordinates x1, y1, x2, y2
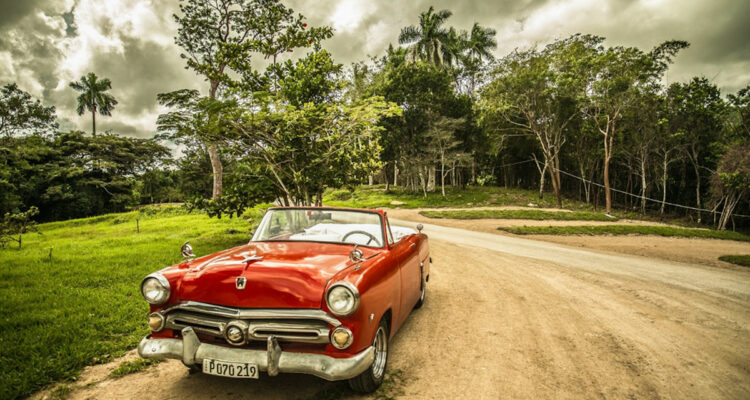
(85, 36, 199, 116)
(1, 0, 749, 140)
(0, 0, 46, 30)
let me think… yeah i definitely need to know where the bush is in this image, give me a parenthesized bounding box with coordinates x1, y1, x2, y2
(327, 188, 353, 201)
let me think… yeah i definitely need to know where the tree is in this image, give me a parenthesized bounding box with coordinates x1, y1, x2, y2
(399, 7, 459, 68)
(1, 132, 171, 221)
(584, 40, 688, 213)
(666, 78, 726, 221)
(0, 83, 58, 138)
(727, 85, 750, 140)
(620, 88, 663, 213)
(458, 23, 497, 95)
(230, 96, 400, 205)
(425, 113, 466, 197)
(0, 206, 39, 249)
(367, 59, 467, 193)
(711, 141, 750, 230)
(172, 0, 331, 200)
(481, 35, 595, 208)
(69, 73, 118, 136)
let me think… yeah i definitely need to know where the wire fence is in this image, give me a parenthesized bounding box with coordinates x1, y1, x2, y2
(555, 168, 750, 218)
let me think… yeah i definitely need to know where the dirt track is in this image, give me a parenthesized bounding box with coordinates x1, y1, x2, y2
(38, 219, 750, 399)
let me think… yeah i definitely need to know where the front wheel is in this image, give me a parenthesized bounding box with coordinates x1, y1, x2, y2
(348, 319, 389, 393)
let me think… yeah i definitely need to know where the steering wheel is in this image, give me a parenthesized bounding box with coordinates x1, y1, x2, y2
(342, 230, 381, 247)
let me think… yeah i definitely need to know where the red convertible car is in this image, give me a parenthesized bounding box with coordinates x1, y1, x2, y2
(138, 207, 430, 392)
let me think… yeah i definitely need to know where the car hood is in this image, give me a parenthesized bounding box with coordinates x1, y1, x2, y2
(175, 241, 369, 309)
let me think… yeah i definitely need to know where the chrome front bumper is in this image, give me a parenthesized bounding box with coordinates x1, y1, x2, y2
(138, 327, 375, 381)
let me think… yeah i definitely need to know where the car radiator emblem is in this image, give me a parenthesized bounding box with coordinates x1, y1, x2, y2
(236, 277, 247, 290)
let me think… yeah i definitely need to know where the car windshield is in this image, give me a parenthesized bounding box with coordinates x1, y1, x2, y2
(251, 208, 385, 248)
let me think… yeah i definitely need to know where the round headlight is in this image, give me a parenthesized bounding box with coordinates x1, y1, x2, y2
(326, 282, 360, 317)
(141, 274, 170, 305)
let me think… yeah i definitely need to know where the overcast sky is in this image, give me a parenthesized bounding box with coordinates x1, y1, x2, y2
(1, 0, 748, 138)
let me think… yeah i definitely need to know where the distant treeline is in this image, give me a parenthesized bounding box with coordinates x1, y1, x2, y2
(1, 1, 748, 230)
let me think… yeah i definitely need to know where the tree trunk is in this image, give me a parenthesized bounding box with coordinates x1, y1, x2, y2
(580, 164, 591, 204)
(603, 155, 612, 214)
(640, 156, 647, 214)
(208, 80, 224, 199)
(92, 110, 96, 137)
(691, 157, 702, 223)
(548, 160, 562, 208)
(440, 154, 446, 197)
(208, 144, 223, 199)
(384, 163, 390, 192)
(393, 163, 399, 187)
(603, 129, 613, 214)
(533, 154, 546, 200)
(427, 165, 436, 192)
(660, 153, 668, 214)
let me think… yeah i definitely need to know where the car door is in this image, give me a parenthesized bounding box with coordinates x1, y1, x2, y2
(385, 218, 421, 325)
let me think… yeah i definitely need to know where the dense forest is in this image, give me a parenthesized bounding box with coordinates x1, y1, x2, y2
(1, 0, 748, 231)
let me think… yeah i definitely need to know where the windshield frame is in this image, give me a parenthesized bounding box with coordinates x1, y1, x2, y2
(251, 207, 388, 249)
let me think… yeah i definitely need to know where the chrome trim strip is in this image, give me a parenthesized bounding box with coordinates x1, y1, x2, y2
(163, 301, 342, 327)
(138, 327, 375, 381)
(164, 310, 333, 344)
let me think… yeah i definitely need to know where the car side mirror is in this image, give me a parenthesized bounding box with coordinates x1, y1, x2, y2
(416, 224, 423, 233)
(181, 241, 195, 259)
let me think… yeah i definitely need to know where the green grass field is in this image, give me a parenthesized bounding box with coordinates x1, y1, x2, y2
(498, 225, 750, 242)
(419, 209, 618, 221)
(0, 206, 263, 400)
(718, 255, 750, 267)
(322, 185, 594, 210)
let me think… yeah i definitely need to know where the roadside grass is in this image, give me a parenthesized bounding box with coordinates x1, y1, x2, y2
(322, 185, 594, 210)
(719, 255, 750, 267)
(0, 205, 264, 400)
(109, 358, 162, 378)
(420, 209, 618, 221)
(322, 185, 717, 228)
(498, 225, 750, 242)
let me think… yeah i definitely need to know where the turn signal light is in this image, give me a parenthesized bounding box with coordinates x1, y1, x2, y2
(148, 313, 165, 332)
(331, 327, 353, 349)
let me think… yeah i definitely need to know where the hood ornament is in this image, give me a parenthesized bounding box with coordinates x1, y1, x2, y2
(349, 244, 363, 263)
(236, 276, 247, 290)
(181, 241, 195, 260)
(242, 255, 263, 263)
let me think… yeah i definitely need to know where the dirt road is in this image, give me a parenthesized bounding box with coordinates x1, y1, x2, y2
(45, 220, 750, 399)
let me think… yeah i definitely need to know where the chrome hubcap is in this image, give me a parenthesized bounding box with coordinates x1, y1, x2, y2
(372, 326, 387, 379)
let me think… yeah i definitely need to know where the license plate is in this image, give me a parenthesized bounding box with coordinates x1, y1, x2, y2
(202, 359, 259, 379)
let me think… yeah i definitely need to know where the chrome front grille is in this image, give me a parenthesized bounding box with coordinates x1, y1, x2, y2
(161, 301, 338, 345)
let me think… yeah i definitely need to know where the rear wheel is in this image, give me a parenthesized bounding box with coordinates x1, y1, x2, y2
(348, 319, 389, 393)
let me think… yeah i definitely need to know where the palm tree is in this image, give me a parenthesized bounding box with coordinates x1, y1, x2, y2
(69, 72, 118, 136)
(459, 23, 497, 94)
(398, 7, 459, 68)
(462, 23, 497, 63)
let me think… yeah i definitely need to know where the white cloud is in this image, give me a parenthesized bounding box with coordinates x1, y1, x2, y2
(329, 0, 376, 33)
